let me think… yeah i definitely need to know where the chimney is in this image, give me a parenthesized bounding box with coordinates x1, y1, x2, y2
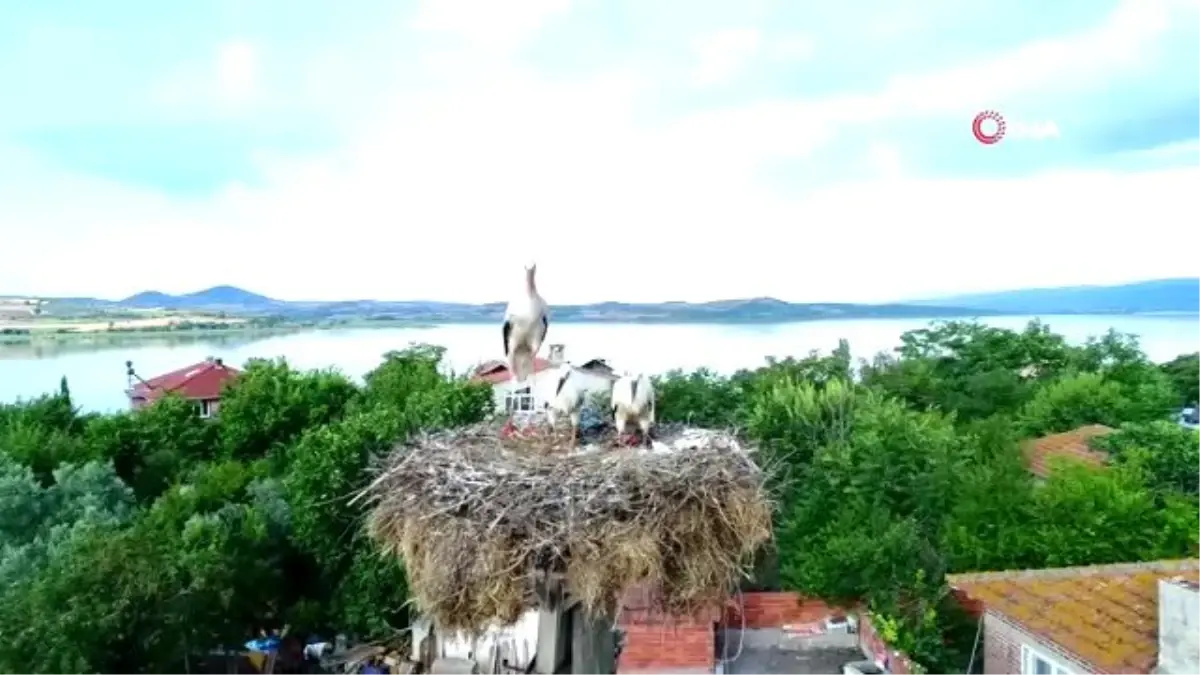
(1157, 578, 1199, 674)
(548, 344, 565, 365)
(215, 357, 224, 367)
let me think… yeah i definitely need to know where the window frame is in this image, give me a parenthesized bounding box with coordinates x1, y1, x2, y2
(198, 399, 214, 419)
(1021, 644, 1072, 675)
(505, 386, 534, 413)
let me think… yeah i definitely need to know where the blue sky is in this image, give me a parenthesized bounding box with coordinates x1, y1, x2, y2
(0, 0, 1196, 303)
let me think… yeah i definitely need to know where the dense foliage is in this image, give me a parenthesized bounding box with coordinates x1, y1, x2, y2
(656, 322, 1198, 672)
(0, 347, 492, 673)
(0, 323, 1196, 673)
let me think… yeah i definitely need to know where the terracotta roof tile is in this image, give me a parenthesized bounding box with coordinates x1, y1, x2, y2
(949, 559, 1200, 674)
(131, 360, 241, 402)
(1023, 424, 1114, 478)
(471, 358, 555, 384)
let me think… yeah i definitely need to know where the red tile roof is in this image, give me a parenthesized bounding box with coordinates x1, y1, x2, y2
(949, 559, 1200, 674)
(130, 359, 240, 402)
(471, 358, 555, 384)
(1023, 424, 1113, 478)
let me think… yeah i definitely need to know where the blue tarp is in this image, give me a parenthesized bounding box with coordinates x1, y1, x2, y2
(245, 636, 281, 653)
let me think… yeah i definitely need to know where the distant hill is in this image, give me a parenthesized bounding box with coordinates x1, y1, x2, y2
(38, 286, 995, 323)
(120, 286, 281, 310)
(912, 278, 1199, 315)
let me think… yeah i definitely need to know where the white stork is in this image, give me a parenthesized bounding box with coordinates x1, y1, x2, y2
(546, 364, 586, 444)
(611, 372, 655, 448)
(502, 263, 549, 385)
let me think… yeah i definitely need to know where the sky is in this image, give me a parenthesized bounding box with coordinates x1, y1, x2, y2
(0, 0, 1197, 304)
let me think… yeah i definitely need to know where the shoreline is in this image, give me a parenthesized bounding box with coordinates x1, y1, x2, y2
(1, 311, 1196, 346)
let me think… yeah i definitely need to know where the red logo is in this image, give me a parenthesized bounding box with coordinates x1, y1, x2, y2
(972, 110, 1006, 145)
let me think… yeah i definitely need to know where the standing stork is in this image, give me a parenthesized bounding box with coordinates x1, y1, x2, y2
(501, 263, 549, 386)
(547, 363, 585, 445)
(611, 372, 655, 448)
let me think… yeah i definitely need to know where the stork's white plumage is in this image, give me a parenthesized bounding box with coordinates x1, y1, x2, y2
(611, 372, 656, 448)
(501, 263, 549, 384)
(546, 364, 586, 444)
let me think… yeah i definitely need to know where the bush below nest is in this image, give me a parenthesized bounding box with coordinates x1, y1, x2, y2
(356, 421, 773, 633)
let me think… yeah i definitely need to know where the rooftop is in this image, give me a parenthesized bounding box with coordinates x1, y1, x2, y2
(472, 358, 555, 384)
(949, 559, 1200, 674)
(130, 358, 241, 402)
(1022, 424, 1113, 478)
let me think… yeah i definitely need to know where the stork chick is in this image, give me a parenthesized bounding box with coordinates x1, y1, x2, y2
(546, 364, 585, 445)
(501, 263, 549, 385)
(611, 372, 655, 448)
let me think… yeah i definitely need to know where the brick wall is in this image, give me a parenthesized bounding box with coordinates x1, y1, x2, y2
(980, 613, 1092, 675)
(857, 611, 916, 675)
(615, 590, 855, 674)
(722, 592, 841, 631)
(616, 586, 719, 674)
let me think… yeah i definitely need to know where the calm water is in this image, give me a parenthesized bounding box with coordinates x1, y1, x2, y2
(1, 316, 1197, 413)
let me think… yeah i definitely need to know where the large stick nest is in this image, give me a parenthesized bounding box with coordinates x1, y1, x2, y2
(356, 420, 773, 633)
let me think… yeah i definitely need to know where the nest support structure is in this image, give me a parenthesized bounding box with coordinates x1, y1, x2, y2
(356, 421, 774, 633)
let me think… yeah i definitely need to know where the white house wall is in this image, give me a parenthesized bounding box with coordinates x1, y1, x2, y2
(489, 369, 615, 413)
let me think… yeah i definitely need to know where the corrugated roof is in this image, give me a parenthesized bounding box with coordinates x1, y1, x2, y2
(1023, 424, 1114, 478)
(130, 359, 241, 402)
(949, 559, 1200, 674)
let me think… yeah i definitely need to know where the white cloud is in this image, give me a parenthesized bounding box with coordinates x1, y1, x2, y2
(412, 0, 572, 51)
(215, 41, 259, 106)
(1, 0, 1195, 304)
(688, 28, 762, 88)
(869, 0, 1184, 120)
(769, 34, 815, 62)
(864, 142, 904, 179)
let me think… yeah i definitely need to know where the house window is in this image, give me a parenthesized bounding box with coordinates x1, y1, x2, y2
(1021, 645, 1071, 675)
(505, 387, 534, 413)
(198, 399, 215, 419)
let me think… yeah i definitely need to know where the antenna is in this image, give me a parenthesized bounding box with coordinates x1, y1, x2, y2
(125, 360, 152, 390)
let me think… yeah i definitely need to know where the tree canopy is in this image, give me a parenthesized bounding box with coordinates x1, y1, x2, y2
(0, 322, 1196, 673)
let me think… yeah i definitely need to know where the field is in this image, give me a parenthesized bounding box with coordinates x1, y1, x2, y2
(1, 315, 247, 333)
(0, 314, 259, 344)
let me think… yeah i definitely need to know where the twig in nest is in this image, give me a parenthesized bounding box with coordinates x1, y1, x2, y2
(357, 419, 774, 633)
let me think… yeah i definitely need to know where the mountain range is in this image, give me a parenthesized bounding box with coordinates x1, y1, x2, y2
(909, 278, 1199, 315)
(29, 278, 1200, 324)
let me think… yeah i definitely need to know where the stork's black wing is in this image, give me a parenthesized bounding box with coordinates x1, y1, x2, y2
(540, 314, 549, 343)
(502, 320, 513, 357)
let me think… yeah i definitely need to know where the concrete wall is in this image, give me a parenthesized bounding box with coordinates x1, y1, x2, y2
(1157, 579, 1199, 675)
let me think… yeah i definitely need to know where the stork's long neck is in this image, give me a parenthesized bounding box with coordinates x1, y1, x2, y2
(525, 268, 538, 295)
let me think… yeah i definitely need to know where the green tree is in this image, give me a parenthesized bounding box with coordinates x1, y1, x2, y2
(861, 320, 1076, 422)
(1015, 371, 1174, 437)
(1091, 421, 1200, 496)
(1160, 352, 1199, 407)
(654, 368, 746, 428)
(1027, 462, 1197, 566)
(218, 358, 360, 462)
(83, 394, 218, 501)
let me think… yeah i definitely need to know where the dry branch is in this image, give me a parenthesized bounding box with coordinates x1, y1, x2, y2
(356, 421, 773, 633)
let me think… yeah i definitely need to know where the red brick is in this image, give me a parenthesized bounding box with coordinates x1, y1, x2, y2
(617, 585, 715, 674)
(722, 592, 842, 630)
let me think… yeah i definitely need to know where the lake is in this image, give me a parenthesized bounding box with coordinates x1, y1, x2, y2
(1, 315, 1196, 413)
